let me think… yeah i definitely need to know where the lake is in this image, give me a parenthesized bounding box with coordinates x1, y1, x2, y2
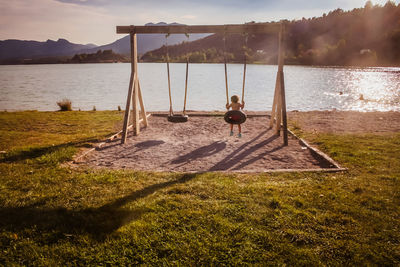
(0, 63, 399, 112)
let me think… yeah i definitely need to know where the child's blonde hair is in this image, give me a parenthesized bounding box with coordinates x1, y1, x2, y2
(231, 95, 239, 103)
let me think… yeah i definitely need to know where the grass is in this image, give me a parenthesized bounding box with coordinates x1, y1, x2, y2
(0, 111, 399, 265)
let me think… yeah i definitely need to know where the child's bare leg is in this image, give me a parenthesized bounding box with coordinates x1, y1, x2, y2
(230, 124, 234, 136)
(238, 124, 241, 133)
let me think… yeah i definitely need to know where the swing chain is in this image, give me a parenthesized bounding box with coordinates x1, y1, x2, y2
(165, 33, 170, 62)
(183, 32, 190, 115)
(223, 32, 230, 107)
(241, 32, 248, 104)
(242, 32, 249, 62)
(222, 32, 228, 65)
(165, 33, 173, 116)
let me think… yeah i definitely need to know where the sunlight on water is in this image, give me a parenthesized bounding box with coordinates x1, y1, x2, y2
(0, 64, 399, 112)
(340, 68, 400, 111)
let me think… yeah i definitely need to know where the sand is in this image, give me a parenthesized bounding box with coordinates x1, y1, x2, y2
(288, 111, 400, 134)
(78, 111, 400, 172)
(82, 115, 334, 172)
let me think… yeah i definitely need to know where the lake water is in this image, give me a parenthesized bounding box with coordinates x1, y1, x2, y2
(0, 63, 399, 112)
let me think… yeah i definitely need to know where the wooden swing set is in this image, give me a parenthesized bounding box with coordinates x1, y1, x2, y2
(116, 22, 288, 145)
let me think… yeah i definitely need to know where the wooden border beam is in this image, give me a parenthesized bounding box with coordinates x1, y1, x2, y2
(117, 23, 280, 35)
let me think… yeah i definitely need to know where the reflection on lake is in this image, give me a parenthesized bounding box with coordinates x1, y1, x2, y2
(0, 63, 399, 112)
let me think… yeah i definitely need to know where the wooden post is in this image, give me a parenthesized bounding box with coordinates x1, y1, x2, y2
(137, 79, 148, 127)
(121, 73, 134, 144)
(131, 33, 140, 136)
(183, 60, 189, 115)
(269, 72, 280, 128)
(278, 23, 288, 145)
(271, 23, 284, 135)
(280, 70, 288, 145)
(275, 86, 282, 135)
(121, 31, 142, 143)
(269, 22, 287, 145)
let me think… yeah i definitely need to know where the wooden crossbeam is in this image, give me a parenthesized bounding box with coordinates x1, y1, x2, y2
(117, 23, 281, 35)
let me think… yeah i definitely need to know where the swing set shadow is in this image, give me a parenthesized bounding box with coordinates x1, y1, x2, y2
(0, 173, 198, 240)
(168, 129, 281, 171)
(74, 113, 346, 173)
(151, 113, 346, 173)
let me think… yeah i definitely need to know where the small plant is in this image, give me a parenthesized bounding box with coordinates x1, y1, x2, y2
(92, 106, 96, 111)
(118, 105, 122, 112)
(56, 99, 72, 111)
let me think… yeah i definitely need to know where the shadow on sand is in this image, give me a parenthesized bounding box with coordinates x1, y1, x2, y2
(97, 139, 165, 151)
(209, 130, 282, 171)
(171, 141, 227, 165)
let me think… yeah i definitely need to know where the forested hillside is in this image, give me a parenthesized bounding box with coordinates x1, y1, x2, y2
(142, 1, 400, 66)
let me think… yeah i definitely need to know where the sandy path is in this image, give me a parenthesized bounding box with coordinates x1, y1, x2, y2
(84, 116, 334, 172)
(288, 111, 400, 134)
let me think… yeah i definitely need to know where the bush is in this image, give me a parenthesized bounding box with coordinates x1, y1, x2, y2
(56, 99, 72, 111)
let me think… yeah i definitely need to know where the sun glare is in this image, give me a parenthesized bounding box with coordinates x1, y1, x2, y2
(343, 68, 400, 111)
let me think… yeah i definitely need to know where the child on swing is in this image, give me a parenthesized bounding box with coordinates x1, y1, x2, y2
(226, 95, 245, 137)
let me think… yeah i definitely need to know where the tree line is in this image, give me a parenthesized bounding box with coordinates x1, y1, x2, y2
(141, 1, 400, 66)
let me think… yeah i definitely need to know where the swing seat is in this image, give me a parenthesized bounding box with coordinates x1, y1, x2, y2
(224, 110, 247, 124)
(168, 114, 189, 123)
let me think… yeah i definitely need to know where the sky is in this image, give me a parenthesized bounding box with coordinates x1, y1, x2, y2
(0, 0, 398, 45)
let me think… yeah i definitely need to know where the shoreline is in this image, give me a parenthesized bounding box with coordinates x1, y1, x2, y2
(1, 110, 399, 135)
(2, 61, 400, 68)
(1, 109, 400, 113)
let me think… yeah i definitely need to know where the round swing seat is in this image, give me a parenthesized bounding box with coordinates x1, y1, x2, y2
(168, 114, 189, 123)
(224, 110, 247, 125)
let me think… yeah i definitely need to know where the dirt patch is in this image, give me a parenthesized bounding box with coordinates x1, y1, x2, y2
(288, 111, 400, 134)
(81, 116, 336, 172)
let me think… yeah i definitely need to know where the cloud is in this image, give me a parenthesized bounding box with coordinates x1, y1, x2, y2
(1, 0, 398, 44)
(52, 0, 394, 10)
(181, 15, 197, 20)
(55, 0, 107, 6)
(0, 0, 120, 44)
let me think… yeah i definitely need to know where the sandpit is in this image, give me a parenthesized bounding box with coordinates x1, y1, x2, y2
(81, 115, 339, 172)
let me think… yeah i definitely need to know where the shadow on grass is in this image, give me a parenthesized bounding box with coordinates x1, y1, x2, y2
(0, 138, 101, 163)
(0, 173, 197, 241)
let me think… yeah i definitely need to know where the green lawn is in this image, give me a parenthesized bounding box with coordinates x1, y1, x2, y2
(0, 111, 399, 265)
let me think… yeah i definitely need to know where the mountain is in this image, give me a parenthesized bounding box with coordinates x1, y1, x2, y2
(0, 38, 98, 60)
(0, 22, 210, 62)
(82, 22, 210, 55)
